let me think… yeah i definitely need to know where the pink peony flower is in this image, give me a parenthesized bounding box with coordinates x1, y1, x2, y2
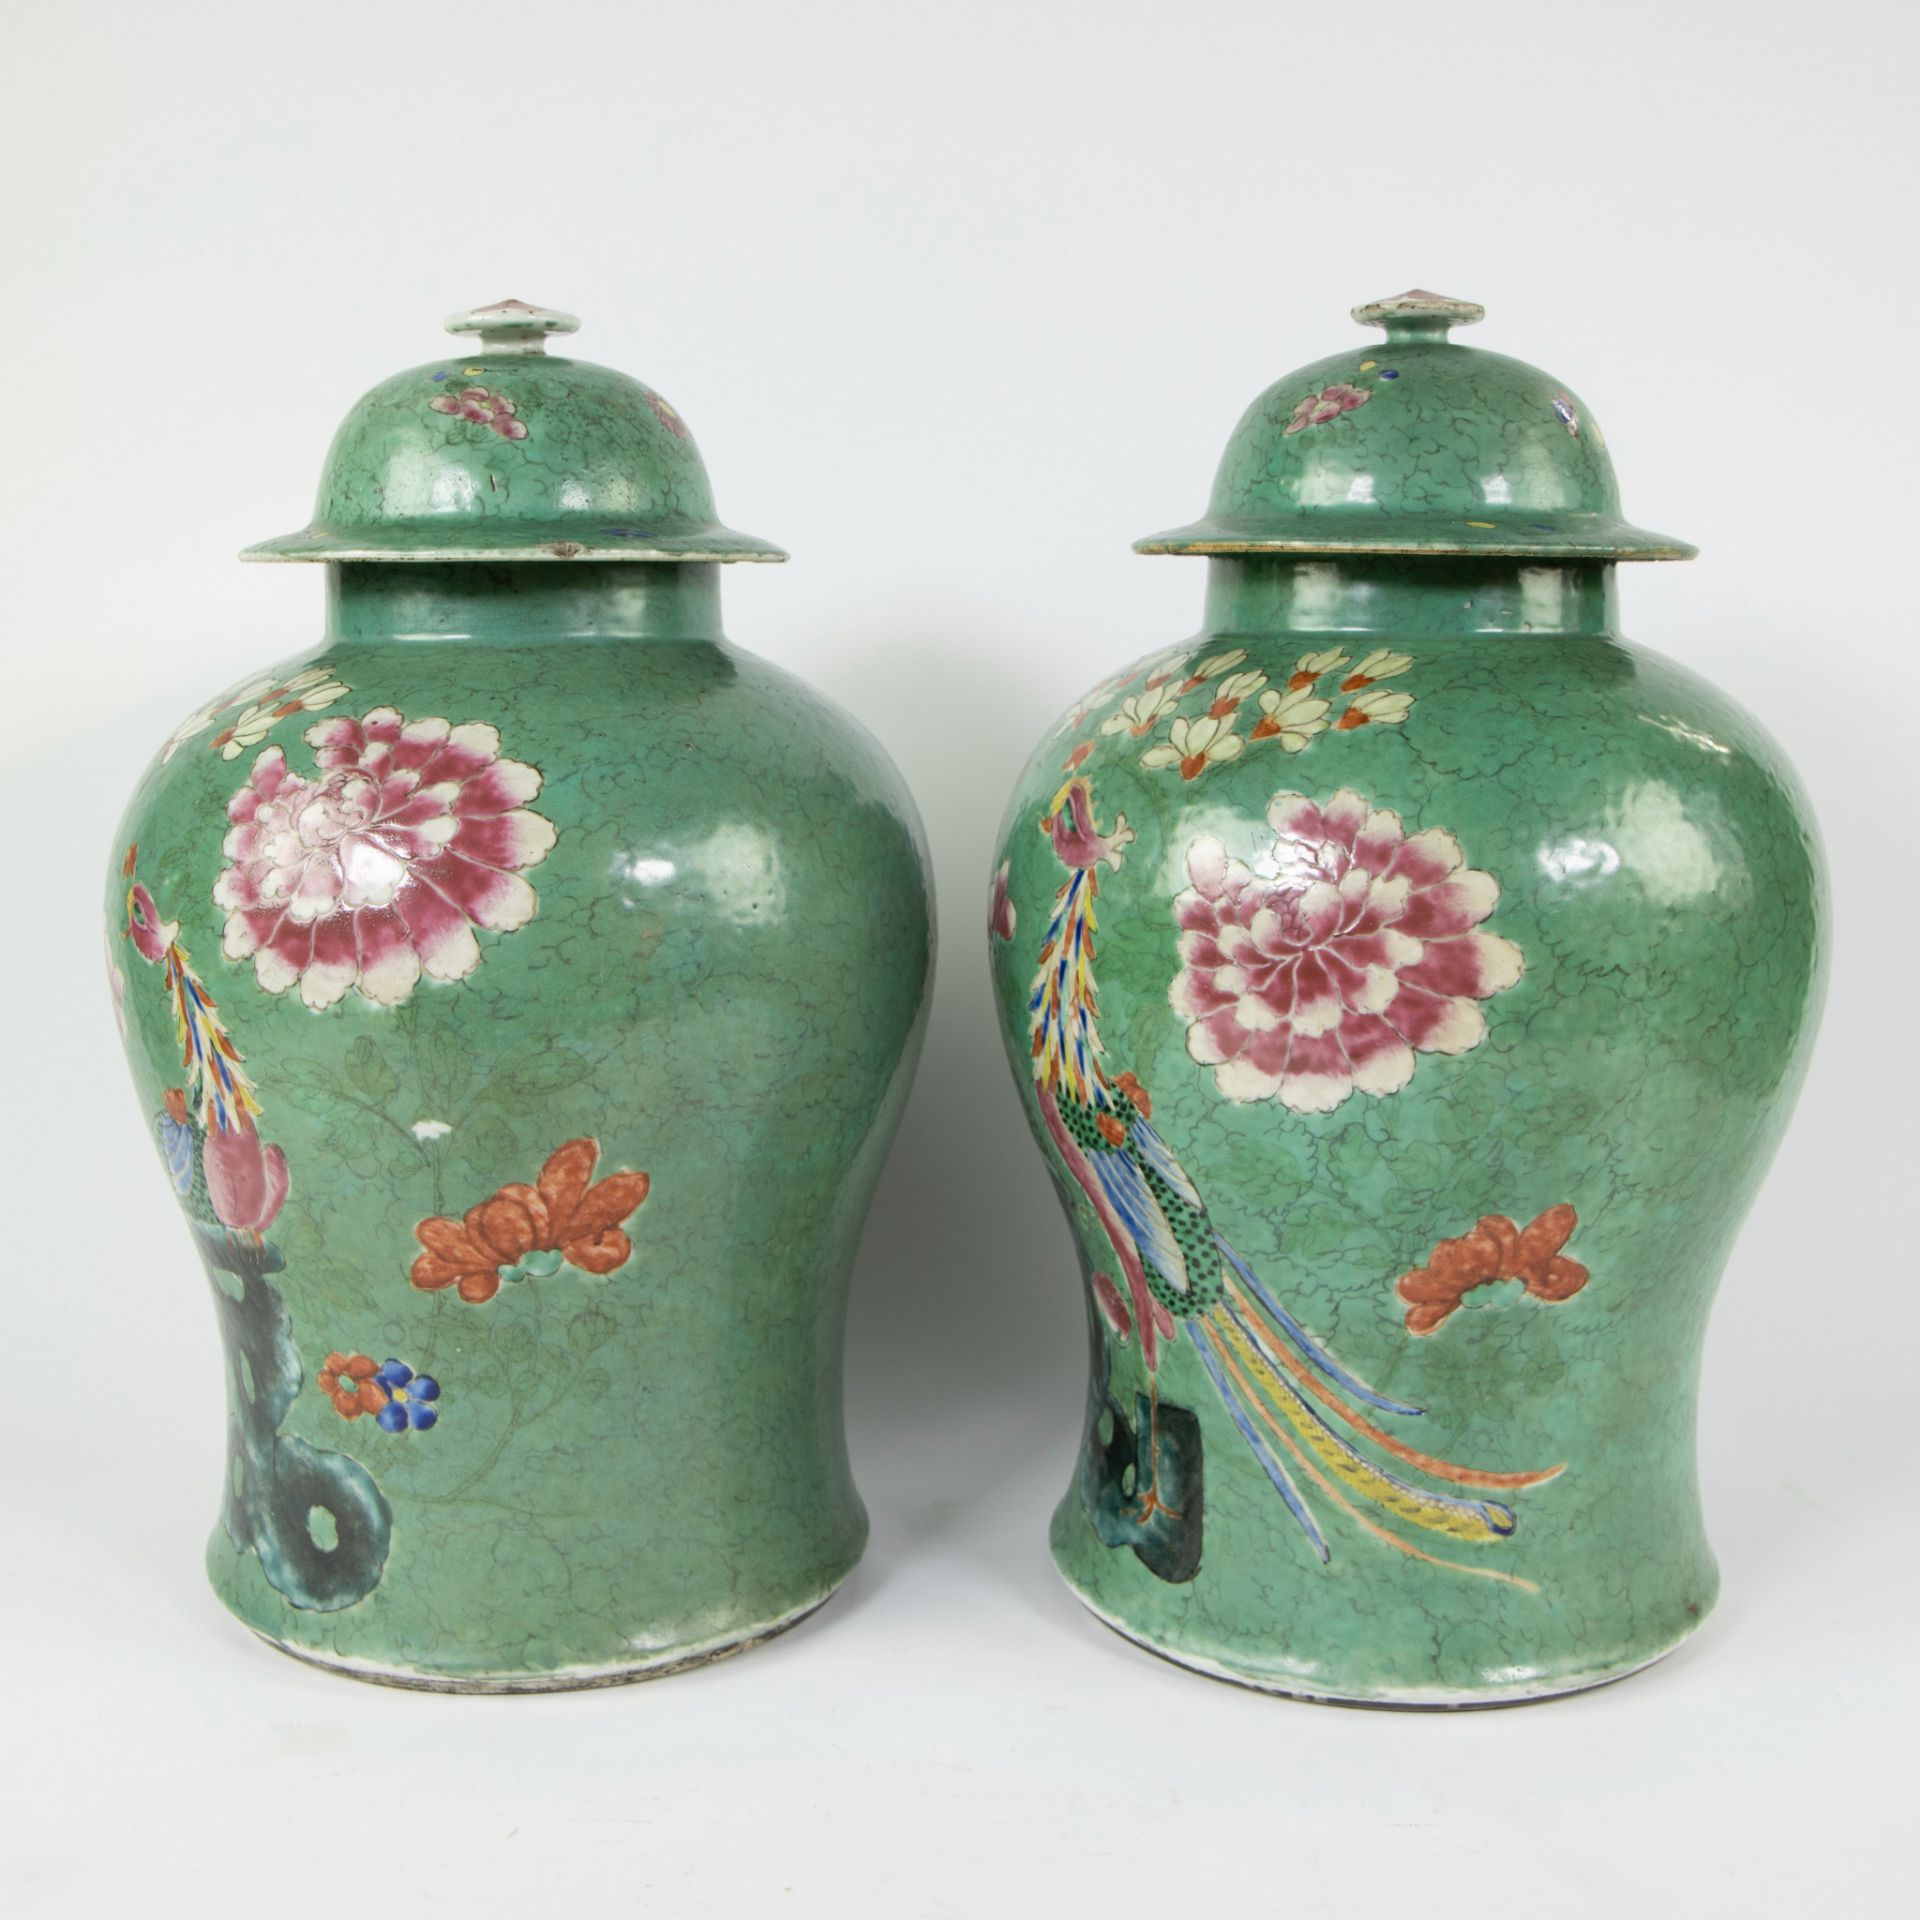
(1284, 382, 1371, 435)
(216, 709, 557, 1009)
(1170, 788, 1522, 1112)
(430, 384, 529, 440)
(205, 1124, 290, 1235)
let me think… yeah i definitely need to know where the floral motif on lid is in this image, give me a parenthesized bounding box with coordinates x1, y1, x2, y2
(430, 384, 529, 440)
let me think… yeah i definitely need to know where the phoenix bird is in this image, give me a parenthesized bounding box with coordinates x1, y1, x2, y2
(1023, 779, 1559, 1586)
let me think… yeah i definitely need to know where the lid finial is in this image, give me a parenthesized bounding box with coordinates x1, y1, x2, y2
(1351, 289, 1485, 344)
(445, 298, 581, 356)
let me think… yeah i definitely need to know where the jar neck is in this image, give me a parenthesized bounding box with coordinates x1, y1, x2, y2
(325, 562, 726, 643)
(1200, 556, 1620, 640)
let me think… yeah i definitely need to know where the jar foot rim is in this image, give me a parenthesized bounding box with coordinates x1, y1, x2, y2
(1059, 1569, 1709, 1710)
(241, 1583, 844, 1694)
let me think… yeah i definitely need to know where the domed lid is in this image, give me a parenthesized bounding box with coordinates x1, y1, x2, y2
(244, 300, 785, 564)
(1136, 291, 1693, 561)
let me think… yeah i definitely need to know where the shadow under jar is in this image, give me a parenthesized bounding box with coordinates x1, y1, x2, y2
(986, 290, 1825, 1705)
(107, 300, 933, 1689)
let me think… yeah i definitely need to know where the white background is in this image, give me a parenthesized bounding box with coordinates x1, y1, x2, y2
(2, 3, 1913, 1914)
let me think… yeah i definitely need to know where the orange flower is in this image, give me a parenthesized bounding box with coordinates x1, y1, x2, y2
(410, 1138, 652, 1304)
(1397, 1204, 1587, 1335)
(319, 1352, 388, 1419)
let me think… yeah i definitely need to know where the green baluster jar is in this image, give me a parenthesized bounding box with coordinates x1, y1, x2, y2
(106, 300, 933, 1690)
(987, 291, 1825, 1704)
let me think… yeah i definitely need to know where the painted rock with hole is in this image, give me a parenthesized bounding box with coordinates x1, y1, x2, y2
(107, 300, 932, 1689)
(987, 291, 1826, 1704)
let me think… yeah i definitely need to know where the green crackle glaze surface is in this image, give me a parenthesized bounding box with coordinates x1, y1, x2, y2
(989, 556, 1825, 1705)
(109, 562, 932, 1686)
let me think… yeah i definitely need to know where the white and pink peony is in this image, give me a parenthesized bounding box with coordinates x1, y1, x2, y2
(1170, 788, 1521, 1112)
(216, 709, 556, 1010)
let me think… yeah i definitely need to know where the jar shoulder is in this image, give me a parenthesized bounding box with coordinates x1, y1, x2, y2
(143, 635, 913, 810)
(990, 624, 1825, 1174)
(120, 635, 930, 894)
(995, 627, 1826, 1049)
(1009, 630, 1820, 874)
(109, 635, 933, 1039)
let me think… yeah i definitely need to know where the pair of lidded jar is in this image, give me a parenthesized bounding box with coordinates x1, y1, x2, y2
(108, 292, 1823, 1702)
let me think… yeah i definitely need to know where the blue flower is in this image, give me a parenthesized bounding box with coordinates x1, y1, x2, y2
(373, 1358, 441, 1433)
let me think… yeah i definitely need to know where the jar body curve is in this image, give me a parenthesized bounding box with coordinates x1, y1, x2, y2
(989, 559, 1824, 1704)
(109, 565, 932, 1688)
